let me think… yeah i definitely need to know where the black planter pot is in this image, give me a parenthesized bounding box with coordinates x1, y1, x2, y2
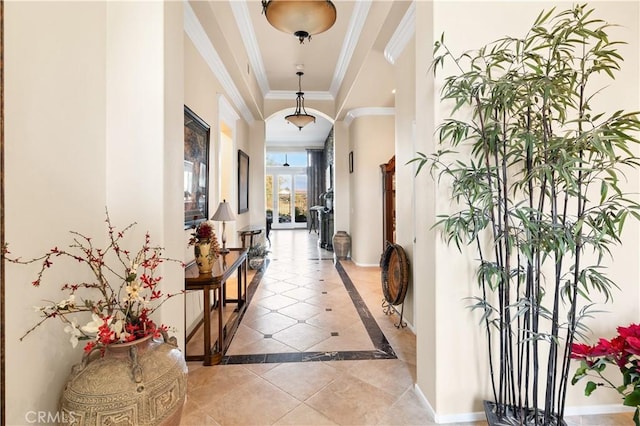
(483, 401, 567, 426)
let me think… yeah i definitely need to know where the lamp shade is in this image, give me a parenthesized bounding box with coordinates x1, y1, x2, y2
(285, 112, 316, 130)
(262, 0, 337, 43)
(211, 199, 235, 222)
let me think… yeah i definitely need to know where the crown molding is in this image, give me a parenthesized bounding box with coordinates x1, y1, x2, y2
(218, 94, 240, 129)
(329, 1, 371, 97)
(384, 2, 415, 65)
(265, 90, 334, 102)
(184, 1, 254, 124)
(230, 1, 269, 96)
(344, 107, 394, 127)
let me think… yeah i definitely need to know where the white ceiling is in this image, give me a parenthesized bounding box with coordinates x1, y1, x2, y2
(194, 1, 413, 149)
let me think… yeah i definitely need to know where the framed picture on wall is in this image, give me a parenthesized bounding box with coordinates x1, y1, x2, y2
(238, 149, 249, 214)
(184, 105, 210, 228)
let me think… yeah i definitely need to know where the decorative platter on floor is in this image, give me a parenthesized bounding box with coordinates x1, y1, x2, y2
(381, 243, 409, 306)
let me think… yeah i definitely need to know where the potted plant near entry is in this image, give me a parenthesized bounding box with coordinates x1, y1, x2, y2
(248, 243, 270, 270)
(2, 208, 188, 425)
(571, 323, 640, 425)
(413, 5, 640, 424)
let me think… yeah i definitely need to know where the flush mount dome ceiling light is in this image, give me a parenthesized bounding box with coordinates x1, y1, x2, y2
(261, 0, 337, 44)
(285, 71, 316, 131)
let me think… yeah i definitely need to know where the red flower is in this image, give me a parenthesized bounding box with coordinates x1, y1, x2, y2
(83, 341, 96, 353)
(627, 336, 640, 355)
(618, 323, 640, 339)
(572, 323, 640, 409)
(3, 208, 184, 352)
(570, 343, 594, 360)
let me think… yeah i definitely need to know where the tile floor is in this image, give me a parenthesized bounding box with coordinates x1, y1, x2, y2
(179, 229, 633, 426)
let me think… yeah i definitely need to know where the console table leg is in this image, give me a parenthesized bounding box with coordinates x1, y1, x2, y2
(203, 285, 212, 366)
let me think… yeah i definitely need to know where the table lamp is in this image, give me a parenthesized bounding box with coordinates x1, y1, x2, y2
(212, 199, 235, 253)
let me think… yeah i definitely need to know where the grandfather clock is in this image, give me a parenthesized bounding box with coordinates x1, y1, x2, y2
(380, 156, 395, 251)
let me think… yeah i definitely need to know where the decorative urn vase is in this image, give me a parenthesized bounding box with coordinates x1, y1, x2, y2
(194, 241, 216, 274)
(59, 332, 187, 425)
(249, 257, 265, 270)
(332, 231, 351, 260)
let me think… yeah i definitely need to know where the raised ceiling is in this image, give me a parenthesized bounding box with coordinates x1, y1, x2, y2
(191, 1, 413, 148)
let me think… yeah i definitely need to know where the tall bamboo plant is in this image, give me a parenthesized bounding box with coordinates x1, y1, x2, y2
(413, 5, 640, 424)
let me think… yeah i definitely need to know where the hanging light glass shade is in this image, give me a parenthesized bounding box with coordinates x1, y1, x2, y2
(261, 0, 337, 44)
(285, 71, 316, 131)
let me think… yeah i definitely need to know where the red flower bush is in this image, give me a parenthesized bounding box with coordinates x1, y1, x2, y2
(571, 324, 640, 425)
(3, 209, 185, 353)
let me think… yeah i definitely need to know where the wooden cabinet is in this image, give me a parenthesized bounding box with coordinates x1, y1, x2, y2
(380, 156, 395, 251)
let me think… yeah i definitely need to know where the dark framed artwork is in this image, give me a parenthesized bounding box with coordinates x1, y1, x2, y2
(184, 105, 210, 228)
(238, 149, 249, 214)
(349, 151, 354, 173)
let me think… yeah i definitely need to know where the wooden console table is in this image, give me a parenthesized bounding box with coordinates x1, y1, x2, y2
(184, 248, 248, 366)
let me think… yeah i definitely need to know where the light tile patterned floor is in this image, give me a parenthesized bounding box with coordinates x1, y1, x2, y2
(180, 229, 633, 425)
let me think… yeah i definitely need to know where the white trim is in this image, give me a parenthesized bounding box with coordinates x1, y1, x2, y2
(414, 385, 486, 424)
(230, 1, 270, 96)
(384, 2, 415, 65)
(564, 404, 635, 417)
(265, 90, 334, 102)
(329, 1, 371, 97)
(413, 384, 438, 423)
(231, 0, 364, 103)
(218, 94, 240, 128)
(184, 1, 254, 124)
(344, 107, 395, 127)
(403, 319, 416, 334)
(413, 384, 634, 425)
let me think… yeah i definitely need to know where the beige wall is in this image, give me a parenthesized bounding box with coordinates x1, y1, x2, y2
(5, 2, 184, 424)
(412, 1, 640, 420)
(4, 1, 639, 424)
(183, 20, 257, 335)
(348, 115, 395, 266)
(393, 37, 417, 328)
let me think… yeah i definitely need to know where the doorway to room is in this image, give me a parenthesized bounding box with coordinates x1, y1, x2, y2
(266, 152, 308, 230)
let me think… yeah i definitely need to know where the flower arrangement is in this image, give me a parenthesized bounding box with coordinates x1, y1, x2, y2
(571, 324, 640, 425)
(188, 220, 220, 250)
(247, 243, 270, 259)
(2, 210, 185, 353)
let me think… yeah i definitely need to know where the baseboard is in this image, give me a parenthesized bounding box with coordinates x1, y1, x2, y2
(414, 383, 485, 424)
(403, 320, 416, 333)
(564, 403, 635, 416)
(413, 384, 632, 424)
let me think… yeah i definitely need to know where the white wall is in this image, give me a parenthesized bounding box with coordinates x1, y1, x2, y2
(394, 37, 417, 328)
(333, 122, 350, 234)
(349, 115, 395, 266)
(5, 2, 184, 424)
(413, 1, 640, 419)
(6, 3, 108, 423)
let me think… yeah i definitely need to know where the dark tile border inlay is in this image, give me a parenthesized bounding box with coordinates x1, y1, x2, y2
(222, 259, 397, 364)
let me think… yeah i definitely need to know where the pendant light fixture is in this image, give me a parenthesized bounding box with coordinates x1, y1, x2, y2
(283, 154, 290, 167)
(261, 0, 337, 44)
(285, 71, 316, 131)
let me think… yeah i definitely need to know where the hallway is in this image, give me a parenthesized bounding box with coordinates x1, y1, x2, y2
(179, 229, 437, 425)
(178, 230, 632, 426)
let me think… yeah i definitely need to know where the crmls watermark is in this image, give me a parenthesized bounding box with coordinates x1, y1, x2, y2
(25, 411, 77, 424)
